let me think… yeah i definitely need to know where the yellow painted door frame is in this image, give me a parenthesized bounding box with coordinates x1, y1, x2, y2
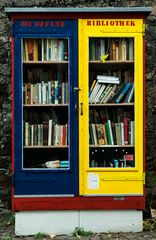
(79, 19, 145, 196)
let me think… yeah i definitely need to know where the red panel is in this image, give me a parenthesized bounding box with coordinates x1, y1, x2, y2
(11, 13, 146, 21)
(12, 196, 145, 211)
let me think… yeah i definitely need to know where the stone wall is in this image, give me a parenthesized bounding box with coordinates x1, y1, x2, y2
(0, 0, 155, 213)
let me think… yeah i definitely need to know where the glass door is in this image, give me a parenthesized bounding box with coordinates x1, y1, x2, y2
(13, 20, 78, 196)
(79, 19, 144, 196)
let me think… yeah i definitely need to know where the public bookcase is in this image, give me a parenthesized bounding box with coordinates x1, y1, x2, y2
(5, 7, 151, 234)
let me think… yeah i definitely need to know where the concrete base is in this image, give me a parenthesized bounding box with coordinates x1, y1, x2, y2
(15, 210, 143, 236)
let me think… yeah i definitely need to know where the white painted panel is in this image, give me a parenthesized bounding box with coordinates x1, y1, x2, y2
(15, 211, 79, 236)
(80, 210, 143, 233)
(15, 210, 143, 236)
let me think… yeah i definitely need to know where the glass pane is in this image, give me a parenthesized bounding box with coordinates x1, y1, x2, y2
(22, 38, 69, 170)
(89, 37, 135, 168)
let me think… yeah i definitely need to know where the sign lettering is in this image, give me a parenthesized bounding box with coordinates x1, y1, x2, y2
(87, 20, 136, 27)
(20, 20, 65, 27)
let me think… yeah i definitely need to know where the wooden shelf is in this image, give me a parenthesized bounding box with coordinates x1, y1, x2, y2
(89, 103, 134, 107)
(23, 104, 68, 107)
(24, 145, 69, 149)
(89, 60, 134, 64)
(23, 61, 68, 64)
(90, 145, 134, 148)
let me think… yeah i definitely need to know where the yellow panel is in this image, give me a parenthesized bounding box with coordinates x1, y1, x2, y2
(79, 19, 144, 196)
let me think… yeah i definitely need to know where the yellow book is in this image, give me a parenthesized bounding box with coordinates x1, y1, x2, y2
(33, 39, 38, 61)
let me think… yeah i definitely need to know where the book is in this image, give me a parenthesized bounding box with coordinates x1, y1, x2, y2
(96, 124, 105, 145)
(89, 79, 96, 96)
(91, 124, 98, 145)
(48, 119, 53, 146)
(127, 84, 134, 102)
(103, 84, 118, 103)
(97, 75, 120, 84)
(123, 117, 129, 145)
(115, 82, 131, 103)
(101, 85, 113, 103)
(124, 154, 134, 167)
(45, 160, 60, 168)
(115, 123, 122, 145)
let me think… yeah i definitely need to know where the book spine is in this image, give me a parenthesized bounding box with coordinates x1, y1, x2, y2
(115, 82, 131, 103)
(123, 117, 129, 144)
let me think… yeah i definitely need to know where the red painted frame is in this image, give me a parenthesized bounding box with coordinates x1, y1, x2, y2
(13, 196, 145, 211)
(11, 12, 146, 211)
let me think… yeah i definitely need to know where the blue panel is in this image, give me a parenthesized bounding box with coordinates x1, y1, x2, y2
(13, 20, 78, 195)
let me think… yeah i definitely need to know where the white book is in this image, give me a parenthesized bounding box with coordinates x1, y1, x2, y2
(38, 83, 42, 104)
(89, 82, 101, 103)
(93, 84, 104, 103)
(101, 39, 105, 56)
(95, 84, 106, 103)
(122, 39, 127, 61)
(32, 84, 38, 104)
(25, 122, 29, 146)
(46, 39, 49, 61)
(42, 81, 46, 104)
(130, 121, 135, 145)
(58, 40, 64, 61)
(41, 39, 44, 61)
(121, 122, 124, 145)
(38, 124, 41, 146)
(31, 125, 34, 146)
(91, 124, 97, 145)
(99, 80, 119, 84)
(54, 124, 59, 145)
(48, 119, 53, 146)
(97, 75, 119, 81)
(51, 39, 57, 61)
(129, 39, 134, 61)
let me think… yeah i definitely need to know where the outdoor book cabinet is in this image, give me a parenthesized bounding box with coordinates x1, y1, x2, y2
(5, 7, 151, 234)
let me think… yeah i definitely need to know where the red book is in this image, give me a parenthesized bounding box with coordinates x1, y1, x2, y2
(62, 125, 66, 145)
(27, 39, 34, 61)
(123, 117, 129, 145)
(124, 154, 134, 161)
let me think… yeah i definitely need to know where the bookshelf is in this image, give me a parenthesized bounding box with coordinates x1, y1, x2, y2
(88, 37, 135, 168)
(22, 38, 70, 170)
(79, 19, 144, 196)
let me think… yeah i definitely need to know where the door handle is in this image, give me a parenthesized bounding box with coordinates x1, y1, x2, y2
(74, 87, 81, 92)
(80, 102, 83, 116)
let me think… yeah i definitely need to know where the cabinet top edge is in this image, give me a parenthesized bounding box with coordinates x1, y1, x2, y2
(5, 7, 152, 14)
